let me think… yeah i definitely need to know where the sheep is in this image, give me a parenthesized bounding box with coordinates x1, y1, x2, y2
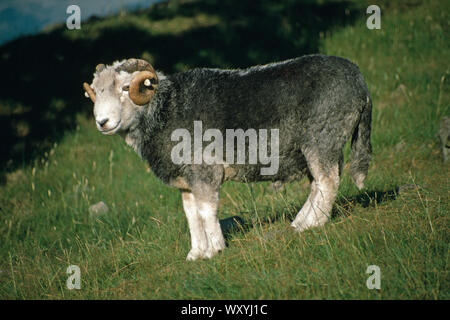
(83, 55, 372, 260)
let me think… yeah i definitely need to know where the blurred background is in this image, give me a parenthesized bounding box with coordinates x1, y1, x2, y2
(0, 0, 163, 45)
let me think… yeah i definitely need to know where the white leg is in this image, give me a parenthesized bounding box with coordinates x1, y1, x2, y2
(291, 161, 340, 232)
(181, 191, 208, 261)
(196, 191, 226, 258)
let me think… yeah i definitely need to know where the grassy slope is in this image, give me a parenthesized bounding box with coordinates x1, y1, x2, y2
(0, 0, 448, 299)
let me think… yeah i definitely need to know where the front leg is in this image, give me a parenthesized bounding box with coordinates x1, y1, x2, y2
(181, 191, 209, 261)
(194, 190, 226, 259)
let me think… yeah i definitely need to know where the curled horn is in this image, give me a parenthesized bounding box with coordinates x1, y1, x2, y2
(83, 82, 95, 103)
(117, 58, 158, 106)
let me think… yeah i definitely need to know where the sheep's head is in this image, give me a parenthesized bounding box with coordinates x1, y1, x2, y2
(83, 59, 158, 135)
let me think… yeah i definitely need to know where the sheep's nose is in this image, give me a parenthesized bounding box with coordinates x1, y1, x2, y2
(97, 118, 109, 127)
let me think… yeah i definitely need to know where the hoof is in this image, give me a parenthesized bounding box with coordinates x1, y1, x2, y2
(186, 246, 223, 261)
(290, 218, 327, 233)
(186, 248, 206, 261)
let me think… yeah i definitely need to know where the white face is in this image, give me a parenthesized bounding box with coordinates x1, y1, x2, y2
(89, 68, 140, 135)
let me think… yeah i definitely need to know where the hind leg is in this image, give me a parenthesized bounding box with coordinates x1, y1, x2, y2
(291, 153, 340, 232)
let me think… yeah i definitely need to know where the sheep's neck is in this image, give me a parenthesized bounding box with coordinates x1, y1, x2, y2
(122, 103, 160, 160)
(124, 130, 142, 157)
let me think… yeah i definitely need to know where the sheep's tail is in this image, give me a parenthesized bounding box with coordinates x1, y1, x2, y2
(349, 95, 373, 190)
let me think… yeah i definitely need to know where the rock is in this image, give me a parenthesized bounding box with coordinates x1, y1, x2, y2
(439, 116, 450, 162)
(89, 201, 109, 218)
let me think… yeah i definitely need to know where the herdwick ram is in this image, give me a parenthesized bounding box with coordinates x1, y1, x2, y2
(83, 55, 372, 261)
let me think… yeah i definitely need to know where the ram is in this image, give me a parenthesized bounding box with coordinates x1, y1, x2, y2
(83, 55, 372, 260)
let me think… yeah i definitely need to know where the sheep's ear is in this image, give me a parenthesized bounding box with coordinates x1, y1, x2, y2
(96, 64, 106, 72)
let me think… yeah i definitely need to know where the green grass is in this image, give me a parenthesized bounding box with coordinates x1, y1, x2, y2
(0, 0, 449, 299)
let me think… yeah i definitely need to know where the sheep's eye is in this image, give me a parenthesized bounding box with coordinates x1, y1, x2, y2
(122, 85, 130, 91)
